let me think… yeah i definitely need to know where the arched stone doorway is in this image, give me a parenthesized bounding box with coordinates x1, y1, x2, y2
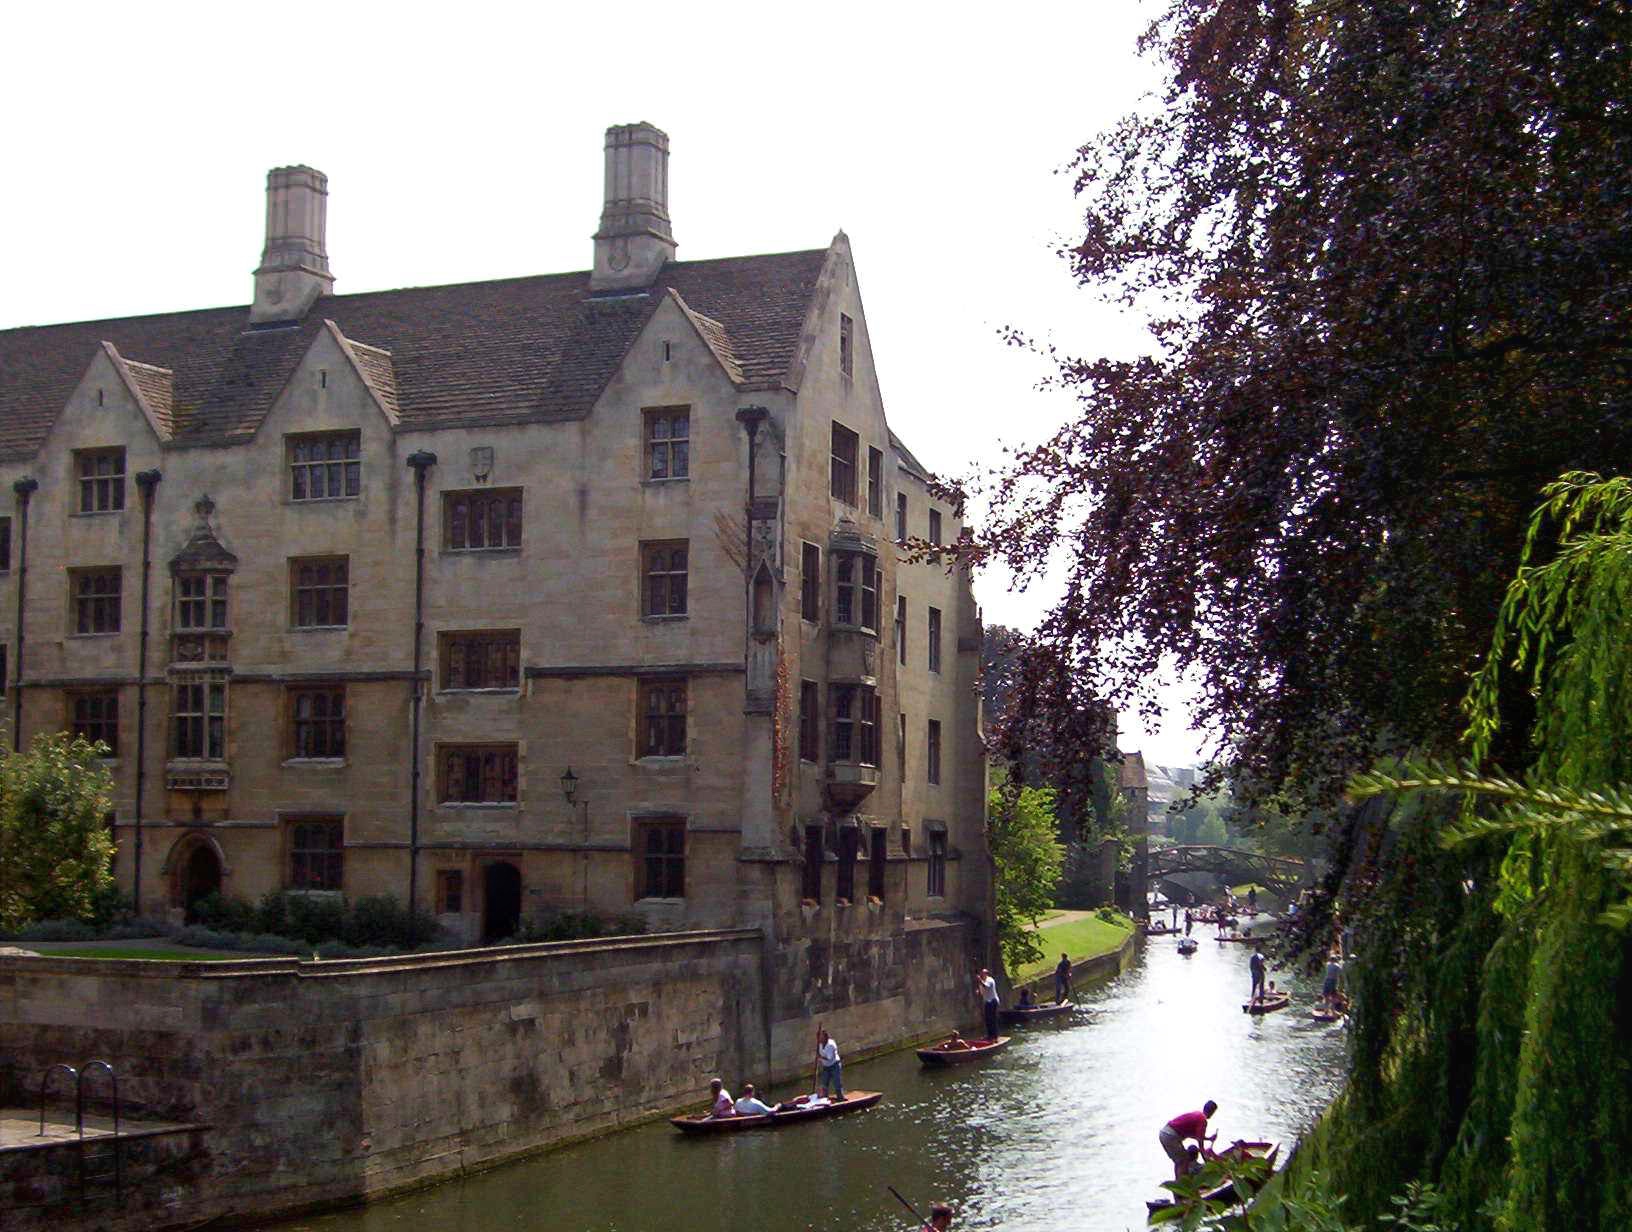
(167, 836, 225, 922)
(482, 861, 522, 942)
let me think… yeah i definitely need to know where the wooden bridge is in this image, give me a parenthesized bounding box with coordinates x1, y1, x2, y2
(1146, 845, 1312, 899)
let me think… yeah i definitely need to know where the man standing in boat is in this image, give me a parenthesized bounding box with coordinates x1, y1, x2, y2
(1249, 944, 1267, 1005)
(1054, 952, 1074, 1005)
(1159, 1102, 1219, 1182)
(975, 968, 1001, 1040)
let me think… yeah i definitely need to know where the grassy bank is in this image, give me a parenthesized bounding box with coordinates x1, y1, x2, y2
(1013, 911, 1136, 983)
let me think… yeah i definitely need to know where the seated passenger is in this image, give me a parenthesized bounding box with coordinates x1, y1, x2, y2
(941, 1031, 971, 1050)
(734, 1083, 778, 1116)
(707, 1077, 735, 1118)
(1017, 988, 1036, 1009)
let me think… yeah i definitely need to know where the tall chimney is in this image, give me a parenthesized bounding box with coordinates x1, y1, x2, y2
(591, 123, 676, 293)
(251, 166, 334, 323)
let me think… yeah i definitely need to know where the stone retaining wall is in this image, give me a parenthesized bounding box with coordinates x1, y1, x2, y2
(0, 918, 980, 1230)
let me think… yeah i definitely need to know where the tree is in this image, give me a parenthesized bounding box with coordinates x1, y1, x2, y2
(0, 733, 116, 930)
(959, 1, 1632, 810)
(987, 781, 1066, 974)
(1348, 473, 1632, 1229)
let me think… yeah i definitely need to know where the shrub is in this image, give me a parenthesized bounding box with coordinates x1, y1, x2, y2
(191, 892, 256, 934)
(343, 895, 438, 949)
(14, 918, 98, 942)
(105, 918, 170, 940)
(246, 933, 307, 956)
(173, 925, 235, 949)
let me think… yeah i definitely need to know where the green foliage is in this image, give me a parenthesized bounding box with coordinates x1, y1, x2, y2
(0, 733, 117, 931)
(987, 782, 1065, 974)
(513, 909, 648, 943)
(1337, 473, 1632, 1230)
(191, 891, 440, 950)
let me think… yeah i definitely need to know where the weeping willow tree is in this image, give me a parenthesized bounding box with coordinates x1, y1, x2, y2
(1350, 472, 1632, 1230)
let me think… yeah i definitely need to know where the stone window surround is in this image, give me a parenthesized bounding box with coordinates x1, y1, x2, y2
(69, 566, 123, 637)
(436, 741, 520, 807)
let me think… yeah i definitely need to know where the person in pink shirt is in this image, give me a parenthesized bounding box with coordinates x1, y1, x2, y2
(1159, 1100, 1218, 1181)
(707, 1077, 735, 1118)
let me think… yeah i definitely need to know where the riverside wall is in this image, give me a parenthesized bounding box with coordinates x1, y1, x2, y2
(0, 918, 981, 1231)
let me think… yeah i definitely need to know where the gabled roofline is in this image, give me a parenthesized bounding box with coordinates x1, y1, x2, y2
(102, 342, 175, 444)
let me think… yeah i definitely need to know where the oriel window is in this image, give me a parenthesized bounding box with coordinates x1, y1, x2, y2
(645, 408, 690, 480)
(76, 448, 126, 513)
(289, 432, 360, 501)
(177, 574, 229, 630)
(174, 679, 226, 760)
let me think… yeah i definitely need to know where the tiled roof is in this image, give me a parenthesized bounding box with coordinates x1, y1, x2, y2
(0, 248, 830, 461)
(1118, 750, 1148, 790)
(120, 356, 176, 437)
(889, 429, 932, 481)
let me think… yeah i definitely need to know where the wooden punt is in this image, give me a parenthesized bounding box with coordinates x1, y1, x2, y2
(999, 1001, 1077, 1023)
(1147, 1142, 1279, 1216)
(670, 1090, 883, 1134)
(1243, 993, 1292, 1014)
(1311, 1007, 1346, 1023)
(916, 1036, 1012, 1065)
(1216, 934, 1261, 944)
(1177, 939, 1199, 955)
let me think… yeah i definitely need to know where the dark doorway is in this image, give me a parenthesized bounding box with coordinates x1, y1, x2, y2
(483, 861, 522, 941)
(181, 843, 222, 922)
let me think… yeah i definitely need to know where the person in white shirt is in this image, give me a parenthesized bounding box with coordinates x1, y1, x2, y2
(734, 1083, 778, 1116)
(816, 1028, 845, 1101)
(976, 968, 1000, 1040)
(707, 1077, 735, 1118)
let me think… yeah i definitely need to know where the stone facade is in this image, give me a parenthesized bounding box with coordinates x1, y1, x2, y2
(0, 122, 989, 949)
(0, 921, 982, 1230)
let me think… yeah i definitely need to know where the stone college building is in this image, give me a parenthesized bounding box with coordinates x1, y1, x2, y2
(0, 124, 991, 963)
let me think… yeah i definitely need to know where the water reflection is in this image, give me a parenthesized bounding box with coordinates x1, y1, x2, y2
(286, 931, 1345, 1232)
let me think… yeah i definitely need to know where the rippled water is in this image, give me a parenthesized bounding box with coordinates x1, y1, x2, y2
(290, 928, 1346, 1232)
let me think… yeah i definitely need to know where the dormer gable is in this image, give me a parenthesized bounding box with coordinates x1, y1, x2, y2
(666, 290, 744, 385)
(253, 320, 401, 440)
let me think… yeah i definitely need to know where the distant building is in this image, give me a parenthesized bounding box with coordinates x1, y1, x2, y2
(1117, 749, 1150, 912)
(0, 123, 989, 952)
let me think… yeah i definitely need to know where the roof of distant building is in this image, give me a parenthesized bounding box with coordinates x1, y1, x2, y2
(1118, 750, 1148, 790)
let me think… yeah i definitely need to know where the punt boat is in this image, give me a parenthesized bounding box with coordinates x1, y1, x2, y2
(1243, 993, 1291, 1014)
(916, 1036, 1011, 1065)
(670, 1090, 883, 1134)
(999, 1001, 1077, 1023)
(1146, 1141, 1280, 1217)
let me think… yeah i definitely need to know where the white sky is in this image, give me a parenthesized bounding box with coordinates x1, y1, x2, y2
(0, 1, 1206, 766)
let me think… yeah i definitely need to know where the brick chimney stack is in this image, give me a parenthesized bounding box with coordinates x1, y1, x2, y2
(591, 123, 676, 293)
(251, 166, 334, 324)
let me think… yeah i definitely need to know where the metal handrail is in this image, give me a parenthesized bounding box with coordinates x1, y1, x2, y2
(78, 1060, 123, 1201)
(38, 1063, 78, 1136)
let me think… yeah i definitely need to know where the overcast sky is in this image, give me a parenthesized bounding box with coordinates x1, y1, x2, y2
(0, 1, 1208, 766)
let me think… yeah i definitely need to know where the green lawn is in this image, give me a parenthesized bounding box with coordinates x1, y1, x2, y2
(1013, 913, 1136, 983)
(30, 947, 251, 961)
(1229, 883, 1269, 897)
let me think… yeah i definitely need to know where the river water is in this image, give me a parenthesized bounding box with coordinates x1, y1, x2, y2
(290, 926, 1346, 1232)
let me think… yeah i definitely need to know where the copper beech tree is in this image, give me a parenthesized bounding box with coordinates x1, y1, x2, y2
(956, 1, 1632, 809)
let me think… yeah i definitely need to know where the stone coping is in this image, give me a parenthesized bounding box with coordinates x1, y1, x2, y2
(0, 927, 763, 981)
(0, 1110, 209, 1155)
